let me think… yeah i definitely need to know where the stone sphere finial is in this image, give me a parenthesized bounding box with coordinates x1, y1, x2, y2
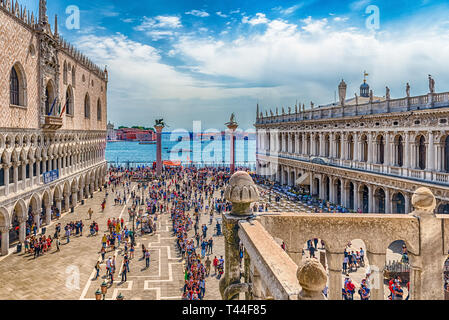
(296, 258, 327, 300)
(224, 171, 259, 216)
(412, 187, 436, 215)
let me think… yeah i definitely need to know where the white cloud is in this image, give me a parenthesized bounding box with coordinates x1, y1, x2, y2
(173, 16, 449, 108)
(242, 13, 269, 25)
(121, 18, 134, 23)
(185, 10, 210, 17)
(135, 16, 182, 31)
(230, 9, 240, 14)
(216, 11, 228, 18)
(333, 16, 349, 22)
(280, 4, 303, 15)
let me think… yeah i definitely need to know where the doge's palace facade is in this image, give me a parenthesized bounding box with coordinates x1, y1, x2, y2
(256, 77, 449, 215)
(0, 0, 108, 254)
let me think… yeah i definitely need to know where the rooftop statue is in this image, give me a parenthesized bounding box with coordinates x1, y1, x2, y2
(429, 75, 435, 93)
(154, 119, 165, 127)
(386, 86, 390, 100)
(406, 82, 411, 97)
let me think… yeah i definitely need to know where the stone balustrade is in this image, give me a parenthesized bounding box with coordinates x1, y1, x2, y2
(221, 171, 449, 300)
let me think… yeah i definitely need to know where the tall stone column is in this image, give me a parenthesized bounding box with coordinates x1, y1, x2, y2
(226, 118, 238, 174)
(404, 193, 411, 214)
(320, 133, 325, 157)
(330, 133, 335, 158)
(154, 124, 164, 177)
(0, 227, 10, 256)
(326, 251, 343, 300)
(341, 179, 347, 208)
(366, 252, 386, 300)
(427, 131, 435, 171)
(220, 171, 259, 300)
(36, 160, 41, 183)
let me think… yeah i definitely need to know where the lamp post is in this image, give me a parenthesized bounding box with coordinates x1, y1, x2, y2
(100, 280, 108, 300)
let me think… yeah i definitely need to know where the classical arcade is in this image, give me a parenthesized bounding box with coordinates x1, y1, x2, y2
(255, 76, 449, 214)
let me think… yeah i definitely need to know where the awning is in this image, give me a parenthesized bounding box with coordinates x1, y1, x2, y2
(296, 173, 310, 185)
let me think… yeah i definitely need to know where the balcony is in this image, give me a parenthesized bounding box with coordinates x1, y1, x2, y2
(42, 116, 63, 131)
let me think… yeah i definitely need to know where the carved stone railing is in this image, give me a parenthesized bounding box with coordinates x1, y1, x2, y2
(222, 171, 449, 300)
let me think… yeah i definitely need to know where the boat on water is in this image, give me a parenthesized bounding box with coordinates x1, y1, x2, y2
(139, 141, 156, 145)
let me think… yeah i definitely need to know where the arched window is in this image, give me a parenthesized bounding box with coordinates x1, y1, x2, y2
(45, 81, 55, 116)
(84, 94, 90, 119)
(10, 67, 20, 105)
(361, 135, 368, 162)
(97, 99, 102, 121)
(66, 86, 73, 116)
(395, 136, 403, 167)
(444, 136, 449, 173)
(377, 135, 384, 164)
(418, 135, 426, 170)
(348, 135, 354, 160)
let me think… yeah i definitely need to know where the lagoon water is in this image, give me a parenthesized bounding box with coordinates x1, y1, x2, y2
(106, 133, 256, 166)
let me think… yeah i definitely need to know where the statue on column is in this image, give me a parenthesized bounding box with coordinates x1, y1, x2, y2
(406, 83, 410, 97)
(282, 107, 285, 115)
(369, 90, 373, 103)
(276, 107, 278, 115)
(386, 86, 390, 100)
(355, 93, 358, 105)
(270, 110, 273, 116)
(288, 106, 291, 114)
(310, 101, 314, 109)
(428, 75, 435, 93)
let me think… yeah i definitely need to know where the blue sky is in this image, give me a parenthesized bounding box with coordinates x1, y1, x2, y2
(19, 0, 449, 130)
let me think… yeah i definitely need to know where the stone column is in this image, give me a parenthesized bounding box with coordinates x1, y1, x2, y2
(368, 185, 374, 213)
(227, 122, 238, 174)
(3, 164, 9, 195)
(329, 179, 335, 204)
(79, 187, 84, 201)
(72, 191, 78, 208)
(330, 133, 335, 158)
(320, 133, 325, 157)
(404, 132, 410, 168)
(56, 198, 62, 215)
(45, 206, 51, 225)
(326, 251, 344, 300)
(353, 182, 359, 211)
(155, 124, 164, 176)
(341, 179, 348, 208)
(0, 227, 10, 256)
(33, 211, 40, 230)
(36, 160, 41, 183)
(64, 194, 70, 212)
(220, 171, 259, 300)
(21, 162, 26, 185)
(427, 131, 435, 171)
(13, 162, 18, 193)
(367, 134, 374, 164)
(18, 219, 26, 243)
(385, 132, 390, 166)
(366, 252, 386, 300)
(404, 193, 411, 214)
(385, 188, 391, 214)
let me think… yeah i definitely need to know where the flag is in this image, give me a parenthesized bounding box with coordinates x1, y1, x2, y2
(48, 97, 57, 116)
(59, 99, 68, 117)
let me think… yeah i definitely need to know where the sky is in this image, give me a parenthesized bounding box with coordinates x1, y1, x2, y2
(19, 0, 449, 131)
